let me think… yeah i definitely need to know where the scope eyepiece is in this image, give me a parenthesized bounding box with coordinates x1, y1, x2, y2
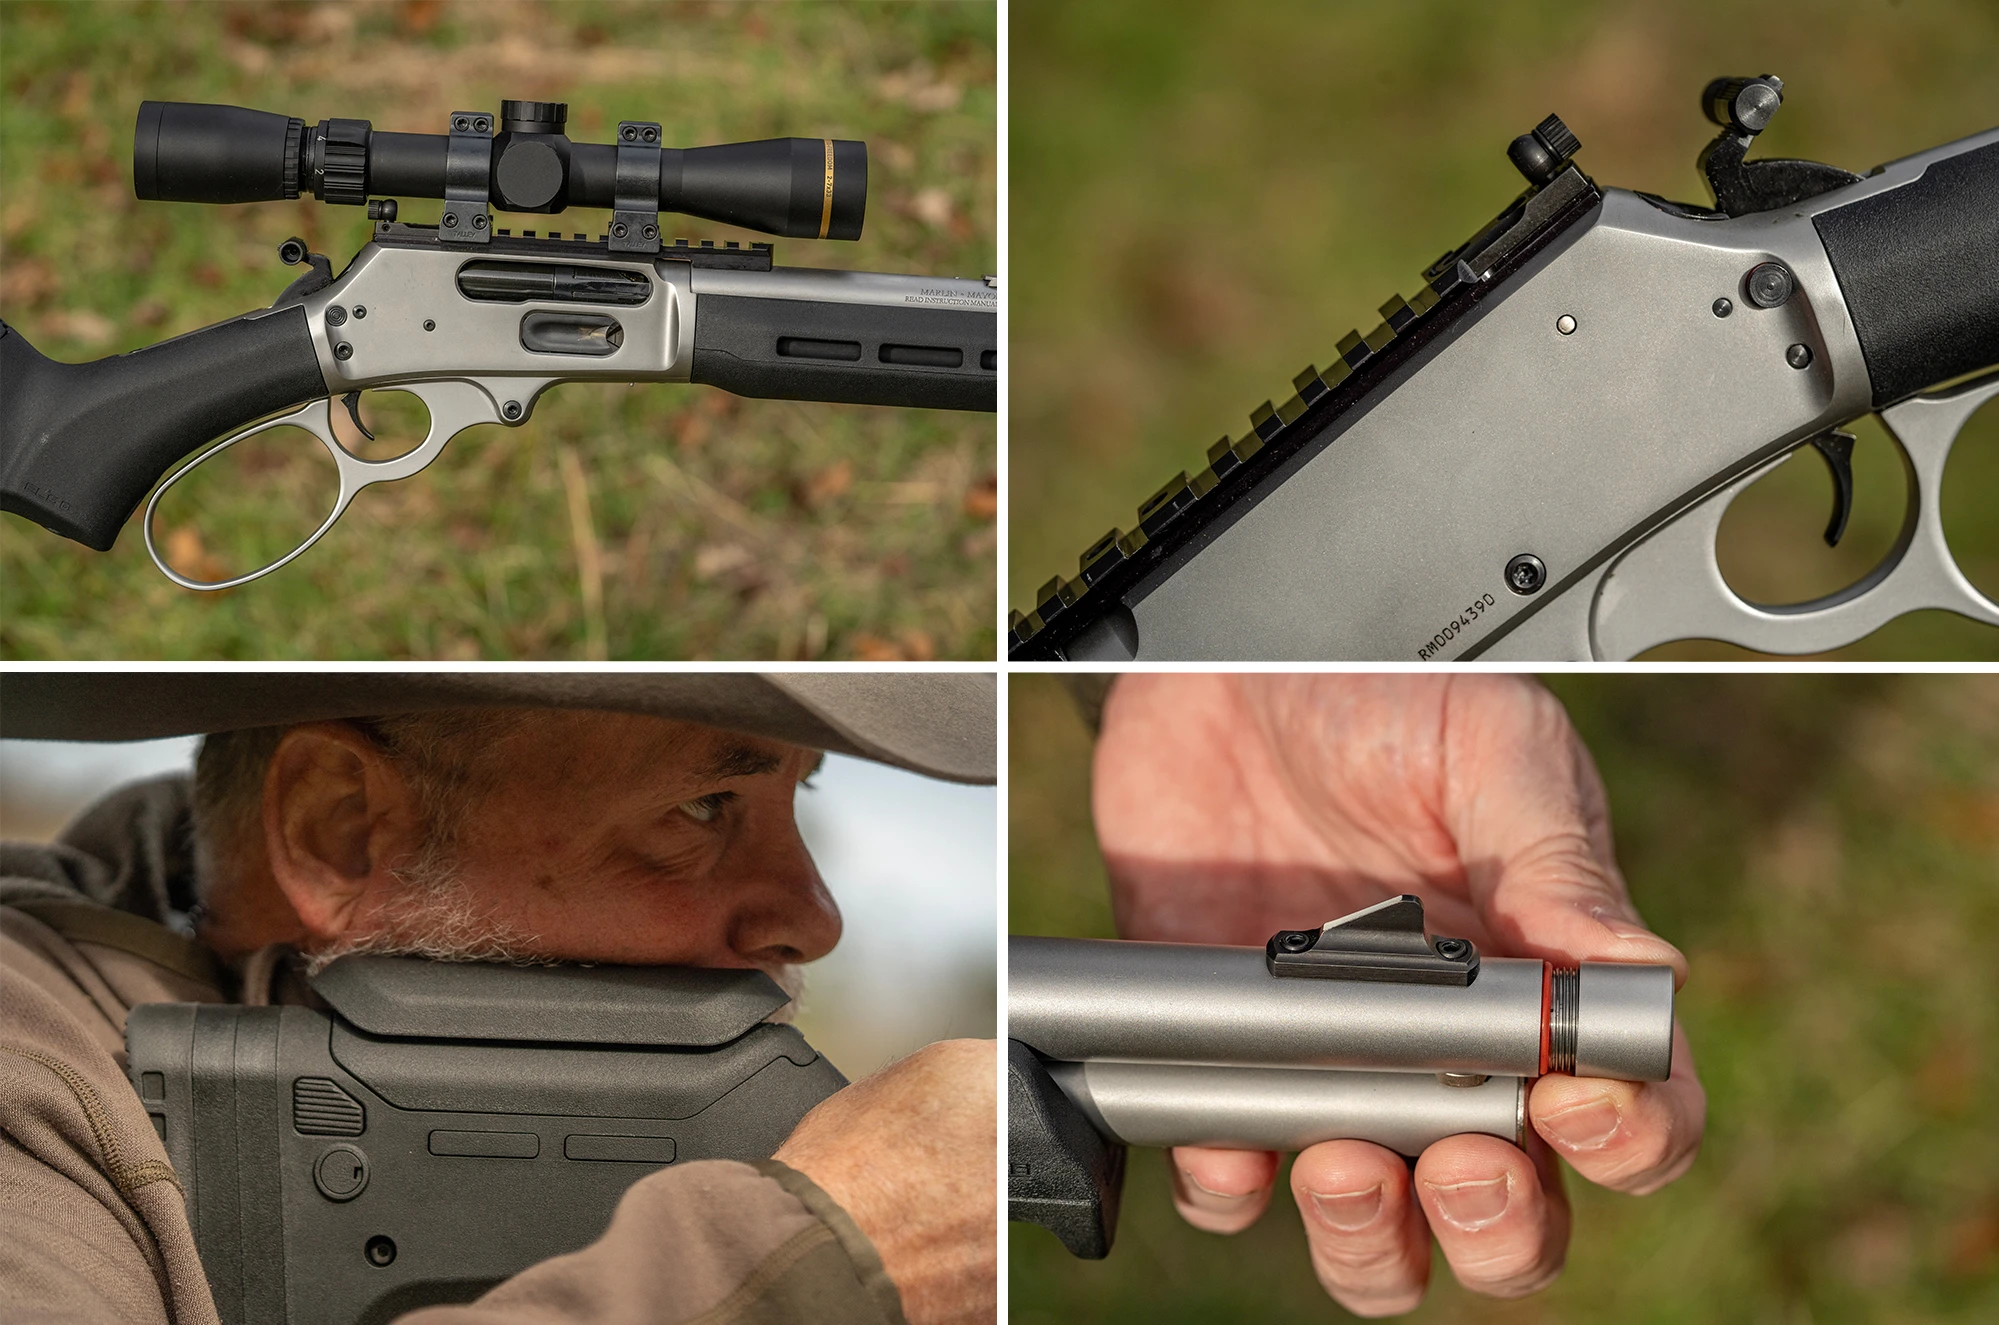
(131, 100, 867, 241)
(134, 101, 305, 203)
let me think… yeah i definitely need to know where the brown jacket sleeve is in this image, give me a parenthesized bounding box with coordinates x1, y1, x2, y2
(398, 1160, 905, 1325)
(0, 908, 222, 1325)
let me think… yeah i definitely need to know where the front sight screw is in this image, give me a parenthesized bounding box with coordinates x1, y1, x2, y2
(1278, 931, 1312, 953)
(1435, 938, 1470, 959)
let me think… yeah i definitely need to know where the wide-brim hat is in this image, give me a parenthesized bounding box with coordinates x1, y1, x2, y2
(0, 672, 995, 784)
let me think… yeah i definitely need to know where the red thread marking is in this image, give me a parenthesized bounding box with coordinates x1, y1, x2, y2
(1539, 960, 1552, 1076)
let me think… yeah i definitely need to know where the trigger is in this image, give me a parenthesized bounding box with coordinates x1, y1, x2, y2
(341, 392, 376, 442)
(1808, 428, 1855, 547)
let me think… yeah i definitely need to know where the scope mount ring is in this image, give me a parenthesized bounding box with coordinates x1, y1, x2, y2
(440, 110, 495, 246)
(142, 379, 514, 591)
(611, 120, 664, 255)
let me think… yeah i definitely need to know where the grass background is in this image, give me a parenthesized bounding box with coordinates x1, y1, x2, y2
(1008, 673, 1999, 1322)
(0, 0, 996, 660)
(1007, 0, 1999, 660)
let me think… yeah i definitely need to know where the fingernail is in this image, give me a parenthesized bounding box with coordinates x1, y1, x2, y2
(1542, 1095, 1621, 1150)
(1591, 907, 1660, 943)
(1179, 1170, 1256, 1210)
(1307, 1184, 1383, 1231)
(1423, 1175, 1510, 1230)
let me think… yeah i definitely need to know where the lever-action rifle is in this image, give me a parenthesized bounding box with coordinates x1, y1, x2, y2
(1008, 896, 1675, 1257)
(127, 956, 844, 1325)
(1, 100, 996, 589)
(1009, 75, 1999, 660)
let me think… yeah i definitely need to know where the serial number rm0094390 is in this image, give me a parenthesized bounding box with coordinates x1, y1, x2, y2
(1416, 593, 1498, 660)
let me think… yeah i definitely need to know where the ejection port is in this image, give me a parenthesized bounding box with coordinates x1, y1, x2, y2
(520, 311, 625, 356)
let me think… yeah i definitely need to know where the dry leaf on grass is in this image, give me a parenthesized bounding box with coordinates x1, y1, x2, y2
(804, 459, 854, 507)
(962, 475, 997, 521)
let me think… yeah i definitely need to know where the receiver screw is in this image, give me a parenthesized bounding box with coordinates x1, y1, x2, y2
(333, 342, 353, 360)
(352, 305, 366, 319)
(364, 1235, 396, 1267)
(1787, 343, 1814, 369)
(423, 319, 436, 331)
(1712, 297, 1733, 317)
(1556, 314, 1577, 335)
(1747, 262, 1795, 308)
(503, 400, 523, 420)
(1505, 553, 1547, 595)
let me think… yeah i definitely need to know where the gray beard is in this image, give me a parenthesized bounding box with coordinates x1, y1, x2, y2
(299, 847, 806, 1024)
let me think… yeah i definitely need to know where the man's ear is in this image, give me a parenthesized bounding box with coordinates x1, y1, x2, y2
(263, 723, 427, 942)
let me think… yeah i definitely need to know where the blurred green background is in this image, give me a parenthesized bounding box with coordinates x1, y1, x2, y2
(1007, 0, 1999, 660)
(0, 0, 995, 660)
(1009, 673, 1999, 1322)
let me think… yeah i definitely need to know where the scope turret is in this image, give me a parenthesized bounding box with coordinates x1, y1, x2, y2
(132, 100, 866, 240)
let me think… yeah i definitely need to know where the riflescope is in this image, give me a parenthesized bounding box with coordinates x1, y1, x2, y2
(1008, 895, 1678, 1256)
(133, 100, 866, 240)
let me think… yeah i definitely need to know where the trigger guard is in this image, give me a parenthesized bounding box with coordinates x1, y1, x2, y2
(1589, 370, 1999, 658)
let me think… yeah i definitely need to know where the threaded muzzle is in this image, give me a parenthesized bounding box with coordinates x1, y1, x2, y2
(1548, 966, 1580, 1073)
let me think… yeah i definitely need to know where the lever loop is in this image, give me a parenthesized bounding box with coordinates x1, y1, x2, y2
(143, 380, 500, 591)
(1591, 370, 1999, 658)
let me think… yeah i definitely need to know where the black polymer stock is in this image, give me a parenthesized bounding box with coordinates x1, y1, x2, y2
(127, 957, 844, 1325)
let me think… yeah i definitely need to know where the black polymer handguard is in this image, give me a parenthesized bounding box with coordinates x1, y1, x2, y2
(1813, 139, 1999, 407)
(0, 307, 327, 550)
(126, 957, 845, 1325)
(692, 294, 996, 411)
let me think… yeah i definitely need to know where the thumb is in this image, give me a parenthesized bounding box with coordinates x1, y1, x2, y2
(1439, 678, 1687, 986)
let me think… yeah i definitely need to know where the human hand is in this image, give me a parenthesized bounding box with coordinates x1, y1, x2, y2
(774, 1038, 996, 1325)
(1091, 674, 1704, 1316)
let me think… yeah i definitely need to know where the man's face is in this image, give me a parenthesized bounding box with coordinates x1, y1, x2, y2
(259, 711, 840, 983)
